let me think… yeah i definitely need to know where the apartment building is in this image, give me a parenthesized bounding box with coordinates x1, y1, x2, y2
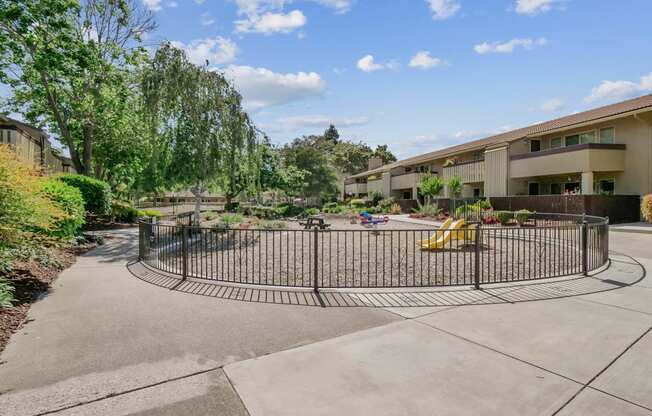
(0, 116, 76, 174)
(344, 94, 652, 201)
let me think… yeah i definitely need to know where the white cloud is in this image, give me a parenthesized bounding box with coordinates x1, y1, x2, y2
(200, 12, 215, 26)
(356, 55, 398, 72)
(474, 37, 547, 54)
(426, 0, 460, 20)
(540, 98, 564, 112)
(584, 72, 652, 103)
(194, 0, 206, 3)
(235, 10, 306, 34)
(143, 0, 162, 12)
(514, 0, 555, 15)
(409, 51, 444, 69)
(220, 65, 326, 110)
(232, 0, 351, 35)
(171, 37, 238, 66)
(168, 1, 178, 7)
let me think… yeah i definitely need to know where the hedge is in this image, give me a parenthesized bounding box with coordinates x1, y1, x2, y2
(58, 174, 112, 216)
(41, 178, 85, 238)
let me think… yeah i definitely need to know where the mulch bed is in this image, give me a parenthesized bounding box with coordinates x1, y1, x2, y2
(0, 242, 98, 355)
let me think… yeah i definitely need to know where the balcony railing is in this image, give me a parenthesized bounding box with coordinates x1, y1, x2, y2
(442, 159, 485, 183)
(510, 143, 626, 178)
(391, 172, 424, 190)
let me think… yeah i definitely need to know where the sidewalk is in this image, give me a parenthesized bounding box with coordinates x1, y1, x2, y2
(0, 228, 651, 415)
(610, 221, 652, 234)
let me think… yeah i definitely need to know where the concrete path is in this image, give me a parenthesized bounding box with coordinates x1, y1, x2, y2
(1, 228, 651, 415)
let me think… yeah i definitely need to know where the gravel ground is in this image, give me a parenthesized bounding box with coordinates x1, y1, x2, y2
(143, 217, 606, 288)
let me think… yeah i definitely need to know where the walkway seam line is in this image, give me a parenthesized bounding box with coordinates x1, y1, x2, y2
(551, 325, 652, 415)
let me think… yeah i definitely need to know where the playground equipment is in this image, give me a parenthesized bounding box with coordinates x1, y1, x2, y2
(419, 219, 477, 250)
(358, 211, 390, 227)
(417, 217, 453, 245)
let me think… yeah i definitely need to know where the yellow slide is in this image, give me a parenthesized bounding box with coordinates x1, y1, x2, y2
(417, 217, 453, 245)
(419, 219, 466, 250)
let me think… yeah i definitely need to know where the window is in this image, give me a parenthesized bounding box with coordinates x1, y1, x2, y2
(405, 167, 412, 173)
(579, 131, 596, 144)
(403, 191, 412, 200)
(600, 127, 615, 144)
(565, 135, 579, 146)
(530, 139, 541, 152)
(550, 137, 562, 149)
(473, 188, 481, 197)
(564, 182, 580, 194)
(550, 183, 562, 195)
(528, 182, 540, 196)
(598, 179, 615, 195)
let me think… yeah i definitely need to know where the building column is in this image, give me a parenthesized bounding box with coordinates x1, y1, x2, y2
(581, 171, 594, 195)
(381, 172, 392, 198)
(412, 184, 419, 200)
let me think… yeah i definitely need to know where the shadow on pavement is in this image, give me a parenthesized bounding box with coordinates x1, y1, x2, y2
(126, 252, 646, 308)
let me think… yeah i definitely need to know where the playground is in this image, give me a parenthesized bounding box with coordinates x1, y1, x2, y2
(141, 214, 608, 289)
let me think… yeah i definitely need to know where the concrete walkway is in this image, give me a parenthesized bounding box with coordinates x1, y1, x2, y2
(0, 229, 651, 415)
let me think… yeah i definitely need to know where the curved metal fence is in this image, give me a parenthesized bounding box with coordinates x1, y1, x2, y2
(138, 213, 609, 290)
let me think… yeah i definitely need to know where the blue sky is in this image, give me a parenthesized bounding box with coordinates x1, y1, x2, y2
(7, 0, 652, 159)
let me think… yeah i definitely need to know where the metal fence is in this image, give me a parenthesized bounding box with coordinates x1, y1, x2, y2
(138, 213, 609, 290)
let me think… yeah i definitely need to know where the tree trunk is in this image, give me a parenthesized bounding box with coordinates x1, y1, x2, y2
(82, 122, 93, 176)
(190, 184, 204, 226)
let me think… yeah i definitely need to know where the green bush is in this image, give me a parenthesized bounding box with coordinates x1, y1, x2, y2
(0, 277, 14, 308)
(377, 197, 396, 213)
(220, 213, 244, 226)
(369, 190, 383, 206)
(305, 207, 320, 216)
(478, 199, 492, 210)
(515, 209, 532, 225)
(112, 202, 139, 223)
(349, 198, 366, 209)
(324, 202, 338, 210)
(41, 179, 85, 238)
(58, 174, 112, 216)
(252, 206, 276, 219)
(413, 203, 442, 217)
(273, 204, 304, 218)
(138, 209, 162, 219)
(495, 210, 513, 225)
(454, 203, 480, 220)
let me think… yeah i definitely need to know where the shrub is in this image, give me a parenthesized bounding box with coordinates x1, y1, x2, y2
(447, 175, 463, 198)
(0, 277, 14, 308)
(349, 198, 366, 209)
(0, 145, 61, 245)
(305, 207, 320, 216)
(478, 199, 492, 210)
(389, 203, 402, 215)
(495, 210, 513, 225)
(413, 202, 442, 217)
(138, 209, 162, 219)
(642, 194, 652, 223)
(251, 206, 275, 219)
(41, 179, 85, 238)
(377, 197, 396, 212)
(368, 190, 383, 206)
(112, 202, 139, 223)
(58, 174, 112, 216)
(324, 202, 338, 210)
(454, 203, 480, 220)
(515, 209, 532, 226)
(273, 204, 304, 218)
(220, 213, 244, 226)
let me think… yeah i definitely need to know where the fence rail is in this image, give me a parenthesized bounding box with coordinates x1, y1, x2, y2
(138, 213, 609, 290)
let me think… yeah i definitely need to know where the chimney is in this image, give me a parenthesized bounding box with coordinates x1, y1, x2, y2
(368, 156, 383, 171)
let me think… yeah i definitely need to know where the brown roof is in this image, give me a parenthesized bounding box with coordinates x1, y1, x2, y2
(349, 93, 652, 179)
(0, 115, 47, 139)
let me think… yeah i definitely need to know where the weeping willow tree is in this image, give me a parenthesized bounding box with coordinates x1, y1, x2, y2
(141, 43, 260, 223)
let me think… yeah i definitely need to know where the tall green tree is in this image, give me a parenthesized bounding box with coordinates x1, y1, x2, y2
(142, 43, 260, 222)
(0, 0, 155, 176)
(331, 140, 373, 175)
(372, 144, 397, 164)
(281, 136, 338, 199)
(419, 173, 444, 205)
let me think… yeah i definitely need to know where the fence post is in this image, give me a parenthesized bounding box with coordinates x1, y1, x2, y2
(312, 228, 319, 293)
(581, 220, 588, 276)
(138, 222, 144, 261)
(181, 224, 188, 281)
(474, 223, 481, 290)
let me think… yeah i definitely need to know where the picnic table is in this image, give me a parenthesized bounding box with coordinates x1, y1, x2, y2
(299, 215, 331, 230)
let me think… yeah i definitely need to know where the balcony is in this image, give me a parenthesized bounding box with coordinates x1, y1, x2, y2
(344, 182, 367, 195)
(510, 143, 626, 178)
(442, 159, 485, 183)
(367, 178, 383, 194)
(391, 172, 424, 190)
